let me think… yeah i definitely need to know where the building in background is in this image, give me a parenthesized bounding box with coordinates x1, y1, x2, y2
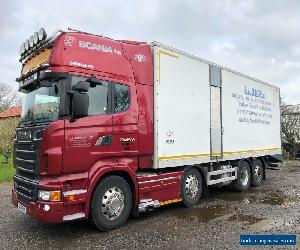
(0, 106, 21, 120)
(0, 106, 21, 163)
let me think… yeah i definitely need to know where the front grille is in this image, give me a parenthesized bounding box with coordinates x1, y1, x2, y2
(14, 175, 38, 204)
(15, 142, 38, 181)
(14, 125, 46, 204)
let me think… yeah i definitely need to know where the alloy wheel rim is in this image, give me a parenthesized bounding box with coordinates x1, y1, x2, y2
(185, 174, 199, 198)
(254, 164, 262, 180)
(240, 167, 249, 186)
(101, 187, 125, 220)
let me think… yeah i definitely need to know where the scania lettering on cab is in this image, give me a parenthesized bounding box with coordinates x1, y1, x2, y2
(12, 28, 282, 231)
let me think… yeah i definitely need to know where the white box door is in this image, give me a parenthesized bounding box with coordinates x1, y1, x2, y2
(210, 86, 222, 158)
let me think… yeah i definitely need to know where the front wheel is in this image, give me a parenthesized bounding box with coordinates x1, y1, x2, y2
(231, 160, 251, 192)
(181, 168, 202, 207)
(90, 176, 132, 231)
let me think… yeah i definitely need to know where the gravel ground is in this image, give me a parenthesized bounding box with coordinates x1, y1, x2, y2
(1, 161, 300, 249)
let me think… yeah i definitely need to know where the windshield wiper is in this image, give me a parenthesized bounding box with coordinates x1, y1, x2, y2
(20, 120, 37, 127)
(20, 117, 52, 127)
(33, 117, 53, 124)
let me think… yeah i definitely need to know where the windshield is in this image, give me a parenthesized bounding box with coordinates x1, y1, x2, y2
(21, 82, 61, 123)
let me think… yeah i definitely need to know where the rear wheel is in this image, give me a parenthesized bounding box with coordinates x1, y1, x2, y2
(251, 159, 263, 187)
(90, 176, 132, 231)
(232, 160, 251, 192)
(181, 168, 202, 207)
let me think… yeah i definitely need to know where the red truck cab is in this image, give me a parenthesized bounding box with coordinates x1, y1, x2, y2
(12, 29, 170, 230)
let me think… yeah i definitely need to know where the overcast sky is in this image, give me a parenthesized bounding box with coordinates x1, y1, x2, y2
(0, 0, 299, 104)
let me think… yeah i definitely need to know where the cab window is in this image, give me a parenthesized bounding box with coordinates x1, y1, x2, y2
(71, 75, 130, 116)
(88, 83, 109, 115)
(114, 84, 130, 113)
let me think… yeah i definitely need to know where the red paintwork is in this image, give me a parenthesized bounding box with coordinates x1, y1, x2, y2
(119, 41, 154, 167)
(13, 31, 181, 224)
(137, 171, 184, 203)
(136, 84, 154, 168)
(39, 120, 65, 176)
(50, 33, 134, 79)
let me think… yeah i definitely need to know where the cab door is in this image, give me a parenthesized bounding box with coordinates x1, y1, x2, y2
(63, 78, 113, 174)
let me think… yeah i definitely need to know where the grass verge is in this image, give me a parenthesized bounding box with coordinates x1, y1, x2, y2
(0, 155, 15, 183)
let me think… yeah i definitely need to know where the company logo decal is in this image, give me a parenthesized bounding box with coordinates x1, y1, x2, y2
(95, 135, 112, 146)
(64, 35, 76, 46)
(120, 137, 136, 142)
(120, 137, 135, 151)
(166, 130, 175, 144)
(244, 86, 266, 99)
(70, 61, 94, 69)
(79, 40, 122, 55)
(69, 136, 93, 148)
(134, 54, 146, 63)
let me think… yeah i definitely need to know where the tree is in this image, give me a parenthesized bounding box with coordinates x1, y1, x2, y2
(281, 103, 300, 159)
(0, 83, 22, 163)
(0, 82, 22, 112)
(0, 117, 19, 163)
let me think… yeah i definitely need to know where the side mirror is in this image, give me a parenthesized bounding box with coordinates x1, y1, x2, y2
(72, 92, 89, 119)
(72, 81, 89, 119)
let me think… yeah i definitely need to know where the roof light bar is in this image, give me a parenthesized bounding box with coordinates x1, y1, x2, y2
(19, 28, 47, 57)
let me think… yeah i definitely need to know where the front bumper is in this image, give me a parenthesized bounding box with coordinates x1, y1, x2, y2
(12, 174, 89, 224)
(12, 189, 65, 223)
(11, 190, 87, 223)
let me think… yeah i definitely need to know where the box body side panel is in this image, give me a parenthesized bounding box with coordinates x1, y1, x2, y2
(153, 45, 282, 169)
(153, 46, 211, 168)
(222, 70, 281, 154)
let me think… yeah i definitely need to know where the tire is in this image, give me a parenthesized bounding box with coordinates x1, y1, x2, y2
(181, 168, 202, 207)
(231, 160, 251, 192)
(251, 159, 263, 187)
(90, 176, 132, 231)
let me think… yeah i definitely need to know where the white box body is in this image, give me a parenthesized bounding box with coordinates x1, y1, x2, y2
(152, 43, 281, 169)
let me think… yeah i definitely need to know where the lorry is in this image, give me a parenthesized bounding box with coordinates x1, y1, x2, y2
(12, 28, 282, 231)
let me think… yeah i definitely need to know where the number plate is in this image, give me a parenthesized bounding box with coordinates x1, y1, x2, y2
(18, 203, 27, 214)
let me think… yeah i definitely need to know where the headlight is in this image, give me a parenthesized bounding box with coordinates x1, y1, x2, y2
(38, 190, 61, 201)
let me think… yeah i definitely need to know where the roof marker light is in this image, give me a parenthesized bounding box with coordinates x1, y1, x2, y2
(33, 32, 39, 45)
(38, 28, 47, 41)
(24, 39, 30, 51)
(29, 36, 34, 48)
(19, 43, 25, 56)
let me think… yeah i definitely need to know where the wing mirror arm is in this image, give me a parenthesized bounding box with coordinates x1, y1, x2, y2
(87, 76, 103, 87)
